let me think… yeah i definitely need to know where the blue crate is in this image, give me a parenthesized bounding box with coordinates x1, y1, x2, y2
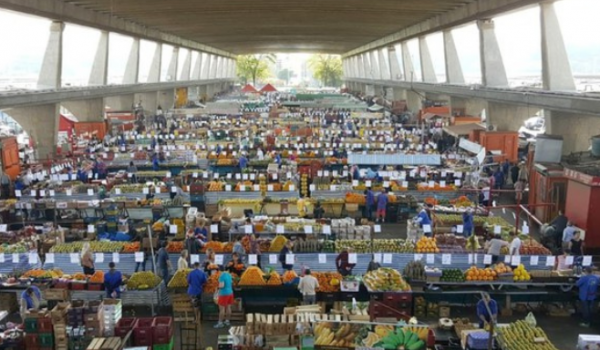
(467, 331, 493, 349)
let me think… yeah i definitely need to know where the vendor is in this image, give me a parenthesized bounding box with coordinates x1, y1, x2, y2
(364, 188, 375, 220)
(484, 234, 509, 266)
(313, 201, 325, 219)
(81, 242, 95, 275)
(20, 286, 41, 320)
(104, 262, 123, 298)
(226, 252, 245, 275)
(375, 189, 388, 224)
(203, 248, 219, 275)
(186, 230, 201, 256)
(335, 247, 356, 276)
(194, 221, 209, 244)
(178, 250, 189, 270)
(367, 255, 381, 272)
(146, 185, 156, 201)
(279, 240, 294, 271)
(239, 153, 248, 170)
(462, 208, 474, 237)
(414, 205, 432, 235)
(476, 293, 498, 329)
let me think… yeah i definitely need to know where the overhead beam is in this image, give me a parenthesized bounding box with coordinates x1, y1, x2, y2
(0, 0, 235, 58)
(343, 0, 540, 57)
(344, 78, 600, 117)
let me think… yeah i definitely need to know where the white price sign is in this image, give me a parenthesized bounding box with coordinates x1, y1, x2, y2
(215, 255, 224, 265)
(318, 254, 327, 264)
(276, 225, 285, 234)
(529, 256, 539, 266)
(442, 254, 452, 265)
(134, 252, 144, 262)
(348, 253, 357, 264)
(374, 253, 382, 263)
(383, 254, 392, 264)
(285, 254, 295, 265)
(244, 225, 253, 234)
(426, 254, 435, 264)
(269, 254, 278, 264)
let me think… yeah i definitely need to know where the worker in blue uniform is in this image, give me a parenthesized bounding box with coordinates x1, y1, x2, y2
(476, 293, 498, 329)
(187, 262, 208, 300)
(462, 208, 474, 237)
(104, 262, 123, 298)
(239, 153, 248, 170)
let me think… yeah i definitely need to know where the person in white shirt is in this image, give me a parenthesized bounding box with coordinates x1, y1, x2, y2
(297, 269, 319, 305)
(509, 231, 521, 256)
(481, 186, 491, 207)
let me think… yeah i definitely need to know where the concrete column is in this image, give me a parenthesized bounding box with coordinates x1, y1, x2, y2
(223, 59, 230, 79)
(406, 91, 423, 113)
(199, 85, 208, 102)
(357, 55, 365, 79)
(378, 49, 390, 80)
(419, 37, 437, 83)
(191, 52, 202, 80)
(362, 53, 372, 79)
(540, 2, 575, 91)
(147, 44, 163, 83)
(487, 102, 536, 131)
(216, 57, 223, 78)
(477, 19, 508, 87)
(545, 111, 600, 153)
(89, 31, 110, 86)
(9, 104, 59, 159)
(443, 30, 465, 84)
(157, 90, 175, 110)
(368, 51, 380, 80)
(62, 99, 104, 121)
(401, 42, 415, 82)
(388, 47, 402, 80)
(123, 38, 140, 84)
(179, 50, 192, 81)
(209, 55, 218, 79)
(393, 88, 406, 101)
(134, 92, 158, 114)
(104, 95, 134, 111)
(201, 54, 212, 80)
(350, 56, 358, 78)
(166, 47, 179, 82)
(37, 21, 65, 89)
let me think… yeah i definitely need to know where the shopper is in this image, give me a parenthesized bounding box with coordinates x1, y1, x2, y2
(414, 205, 432, 236)
(227, 252, 245, 275)
(204, 248, 218, 275)
(576, 267, 599, 327)
(364, 188, 375, 220)
(480, 185, 491, 207)
(279, 240, 294, 271)
(104, 262, 123, 298)
(367, 255, 381, 272)
(510, 163, 520, 185)
(502, 159, 510, 182)
(249, 232, 262, 268)
(493, 167, 504, 190)
(375, 189, 388, 223)
(335, 247, 356, 276)
(484, 234, 509, 266)
(562, 222, 576, 253)
(514, 180, 524, 203)
(570, 231, 585, 274)
(232, 235, 245, 260)
(157, 241, 172, 286)
(462, 208, 474, 237)
(178, 250, 189, 270)
(509, 231, 521, 256)
(0, 172, 10, 199)
(20, 286, 41, 320)
(476, 293, 498, 329)
(81, 242, 95, 275)
(187, 262, 207, 300)
(214, 271, 234, 329)
(298, 269, 319, 305)
(127, 161, 138, 183)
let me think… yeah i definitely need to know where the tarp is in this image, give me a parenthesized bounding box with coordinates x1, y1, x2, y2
(241, 84, 258, 93)
(368, 104, 384, 111)
(59, 114, 77, 137)
(260, 83, 277, 92)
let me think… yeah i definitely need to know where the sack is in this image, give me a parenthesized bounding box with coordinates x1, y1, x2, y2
(525, 312, 537, 327)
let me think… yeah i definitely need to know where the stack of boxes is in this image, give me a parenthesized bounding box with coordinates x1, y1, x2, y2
(131, 317, 174, 350)
(105, 205, 119, 234)
(51, 302, 70, 350)
(103, 299, 123, 336)
(84, 300, 104, 337)
(24, 312, 54, 350)
(0, 292, 17, 313)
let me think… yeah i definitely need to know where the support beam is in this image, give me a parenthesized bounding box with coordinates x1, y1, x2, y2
(477, 19, 508, 87)
(89, 31, 109, 86)
(357, 54, 365, 79)
(388, 47, 402, 80)
(401, 42, 416, 82)
(37, 21, 64, 89)
(62, 99, 104, 121)
(147, 44, 162, 83)
(540, 2, 575, 91)
(166, 47, 179, 82)
(191, 52, 202, 80)
(443, 30, 465, 84)
(123, 38, 140, 84)
(179, 50, 192, 81)
(157, 90, 175, 110)
(209, 55, 218, 79)
(419, 37, 437, 83)
(134, 92, 158, 114)
(201, 54, 212, 80)
(351, 56, 359, 78)
(104, 95, 134, 111)
(8, 104, 59, 160)
(368, 51, 380, 80)
(378, 49, 391, 80)
(215, 57, 223, 79)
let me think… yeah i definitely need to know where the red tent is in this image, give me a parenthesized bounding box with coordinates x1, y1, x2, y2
(241, 84, 258, 93)
(260, 83, 277, 92)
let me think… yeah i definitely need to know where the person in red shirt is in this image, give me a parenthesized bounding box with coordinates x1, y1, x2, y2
(335, 247, 356, 276)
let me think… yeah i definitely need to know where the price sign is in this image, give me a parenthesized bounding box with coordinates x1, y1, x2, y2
(267, 185, 274, 191)
(115, 188, 122, 195)
(170, 225, 178, 234)
(269, 254, 278, 264)
(322, 225, 331, 235)
(225, 185, 232, 192)
(155, 186, 161, 194)
(424, 254, 434, 264)
(70, 253, 79, 264)
(442, 254, 452, 265)
(0, 225, 6, 232)
(211, 224, 218, 233)
(374, 253, 382, 263)
(276, 225, 285, 234)
(95, 253, 104, 263)
(215, 255, 224, 265)
(304, 225, 313, 234)
(511, 255, 521, 266)
(190, 254, 199, 264)
(88, 189, 94, 196)
(365, 180, 372, 187)
(143, 187, 149, 194)
(530, 256, 539, 266)
(456, 225, 464, 233)
(285, 254, 294, 265)
(383, 253, 392, 264)
(244, 225, 253, 234)
(193, 172, 198, 178)
(440, 181, 446, 188)
(566, 256, 574, 265)
(289, 185, 295, 191)
(402, 181, 408, 188)
(66, 189, 72, 196)
(236, 174, 241, 180)
(45, 253, 54, 264)
(253, 185, 260, 191)
(272, 174, 278, 180)
(243, 174, 248, 180)
(166, 171, 172, 178)
(113, 253, 120, 263)
(310, 184, 316, 191)
(423, 224, 431, 233)
(30, 190, 36, 196)
(39, 190, 46, 197)
(348, 253, 357, 264)
(135, 252, 144, 262)
(414, 254, 423, 261)
(522, 225, 529, 234)
(88, 225, 95, 233)
(352, 180, 359, 186)
(319, 254, 327, 264)
(373, 225, 381, 233)
(483, 255, 492, 264)
(504, 255, 511, 263)
(15, 190, 21, 197)
(583, 256, 593, 266)
(546, 255, 556, 267)
(29, 253, 38, 264)
(171, 186, 177, 193)
(455, 180, 461, 186)
(428, 181, 435, 188)
(494, 225, 501, 234)
(455, 171, 463, 178)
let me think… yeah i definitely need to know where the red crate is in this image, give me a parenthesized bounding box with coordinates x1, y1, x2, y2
(153, 334, 171, 345)
(115, 317, 137, 338)
(38, 317, 53, 333)
(70, 282, 86, 290)
(25, 334, 39, 348)
(87, 283, 103, 291)
(152, 317, 173, 341)
(134, 318, 154, 346)
(53, 280, 69, 289)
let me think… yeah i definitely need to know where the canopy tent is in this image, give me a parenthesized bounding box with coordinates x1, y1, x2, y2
(368, 104, 384, 112)
(260, 83, 277, 92)
(241, 84, 259, 93)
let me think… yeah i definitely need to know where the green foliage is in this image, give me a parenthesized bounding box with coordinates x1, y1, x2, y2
(308, 54, 343, 87)
(237, 54, 276, 85)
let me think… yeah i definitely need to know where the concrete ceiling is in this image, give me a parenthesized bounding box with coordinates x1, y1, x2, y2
(59, 0, 477, 54)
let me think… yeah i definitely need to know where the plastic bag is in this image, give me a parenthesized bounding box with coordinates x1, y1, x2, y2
(213, 290, 219, 305)
(525, 312, 537, 327)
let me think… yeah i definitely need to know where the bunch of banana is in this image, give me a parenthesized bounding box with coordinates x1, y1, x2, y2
(314, 323, 356, 347)
(404, 326, 429, 342)
(374, 328, 425, 350)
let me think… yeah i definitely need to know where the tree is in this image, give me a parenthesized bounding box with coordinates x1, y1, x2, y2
(236, 54, 276, 86)
(277, 69, 294, 85)
(308, 54, 343, 87)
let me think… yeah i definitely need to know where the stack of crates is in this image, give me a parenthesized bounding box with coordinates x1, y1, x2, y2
(84, 300, 104, 337)
(24, 314, 54, 350)
(51, 302, 70, 350)
(105, 205, 119, 233)
(103, 299, 122, 336)
(153, 317, 174, 350)
(68, 300, 86, 327)
(133, 318, 154, 346)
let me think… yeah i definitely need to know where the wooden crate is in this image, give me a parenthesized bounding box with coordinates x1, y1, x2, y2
(44, 288, 69, 301)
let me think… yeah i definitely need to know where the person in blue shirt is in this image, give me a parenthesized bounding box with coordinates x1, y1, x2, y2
(20, 286, 41, 320)
(214, 271, 234, 329)
(502, 160, 510, 182)
(152, 153, 160, 171)
(576, 267, 599, 327)
(476, 293, 498, 328)
(279, 241, 294, 271)
(376, 189, 388, 223)
(14, 177, 24, 191)
(462, 208, 474, 237)
(351, 165, 360, 181)
(151, 137, 157, 150)
(187, 262, 208, 299)
(77, 167, 88, 183)
(493, 168, 504, 190)
(415, 206, 432, 236)
(239, 154, 248, 170)
(104, 262, 123, 298)
(157, 242, 172, 286)
(216, 144, 222, 155)
(366, 168, 377, 180)
(364, 189, 375, 220)
(275, 152, 282, 168)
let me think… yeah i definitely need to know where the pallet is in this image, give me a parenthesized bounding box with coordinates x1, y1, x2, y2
(204, 311, 244, 322)
(87, 338, 105, 350)
(100, 337, 122, 350)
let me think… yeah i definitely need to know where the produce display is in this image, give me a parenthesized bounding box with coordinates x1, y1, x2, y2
(465, 267, 497, 281)
(497, 320, 558, 350)
(334, 239, 413, 253)
(205, 272, 221, 293)
(166, 241, 184, 253)
(363, 268, 411, 292)
(0, 242, 29, 253)
(313, 272, 342, 292)
(168, 269, 191, 288)
(403, 261, 425, 281)
(314, 322, 361, 347)
(21, 268, 63, 279)
(513, 264, 531, 281)
(372, 326, 426, 350)
(415, 237, 439, 253)
(126, 271, 162, 290)
(269, 235, 288, 252)
(266, 270, 282, 285)
(239, 266, 267, 286)
(282, 270, 298, 284)
(89, 270, 104, 283)
(50, 241, 125, 253)
(440, 269, 465, 282)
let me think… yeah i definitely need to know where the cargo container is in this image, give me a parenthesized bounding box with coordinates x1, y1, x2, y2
(0, 137, 20, 179)
(477, 131, 519, 163)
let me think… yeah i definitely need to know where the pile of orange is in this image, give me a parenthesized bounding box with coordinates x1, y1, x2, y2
(465, 267, 497, 281)
(416, 237, 440, 253)
(493, 263, 512, 274)
(345, 192, 366, 204)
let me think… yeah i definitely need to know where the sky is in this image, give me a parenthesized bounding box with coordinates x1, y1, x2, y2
(0, 0, 599, 88)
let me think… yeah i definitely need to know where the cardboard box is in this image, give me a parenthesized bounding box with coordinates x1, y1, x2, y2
(439, 306, 450, 318)
(578, 334, 600, 349)
(51, 302, 70, 322)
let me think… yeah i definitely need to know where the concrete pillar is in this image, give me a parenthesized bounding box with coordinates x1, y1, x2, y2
(166, 47, 179, 82)
(134, 92, 158, 114)
(89, 31, 109, 86)
(368, 51, 380, 80)
(157, 90, 175, 110)
(123, 38, 140, 84)
(357, 55, 366, 79)
(545, 111, 600, 153)
(229, 59, 236, 79)
(443, 30, 465, 84)
(179, 50, 192, 81)
(351, 56, 359, 78)
(450, 97, 488, 117)
(419, 37, 437, 83)
(201, 54, 212, 80)
(362, 53, 371, 80)
(406, 91, 423, 113)
(191, 52, 202, 80)
(37, 21, 65, 89)
(487, 102, 537, 131)
(62, 99, 104, 121)
(388, 47, 402, 80)
(378, 49, 391, 80)
(477, 19, 508, 87)
(393, 88, 406, 101)
(216, 57, 223, 78)
(104, 95, 134, 111)
(209, 55, 218, 79)
(9, 104, 59, 159)
(540, 2, 575, 91)
(147, 44, 163, 83)
(199, 85, 208, 102)
(401, 42, 415, 82)
(223, 59, 230, 79)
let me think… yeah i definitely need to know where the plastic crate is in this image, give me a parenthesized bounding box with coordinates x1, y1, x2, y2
(134, 318, 154, 346)
(152, 317, 173, 342)
(87, 283, 104, 291)
(38, 317, 53, 333)
(115, 317, 137, 338)
(70, 282, 86, 291)
(86, 300, 103, 314)
(38, 333, 53, 347)
(467, 331, 493, 349)
(152, 336, 174, 350)
(24, 318, 38, 333)
(24, 334, 39, 347)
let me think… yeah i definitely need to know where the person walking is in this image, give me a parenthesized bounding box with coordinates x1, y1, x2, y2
(187, 262, 207, 301)
(298, 269, 319, 305)
(476, 293, 498, 329)
(104, 262, 123, 298)
(509, 231, 521, 256)
(562, 222, 576, 253)
(364, 188, 375, 220)
(157, 242, 172, 286)
(335, 248, 356, 276)
(375, 189, 388, 223)
(0, 172, 11, 199)
(279, 241, 294, 271)
(178, 250, 189, 270)
(576, 267, 599, 327)
(510, 163, 520, 186)
(214, 271, 234, 329)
